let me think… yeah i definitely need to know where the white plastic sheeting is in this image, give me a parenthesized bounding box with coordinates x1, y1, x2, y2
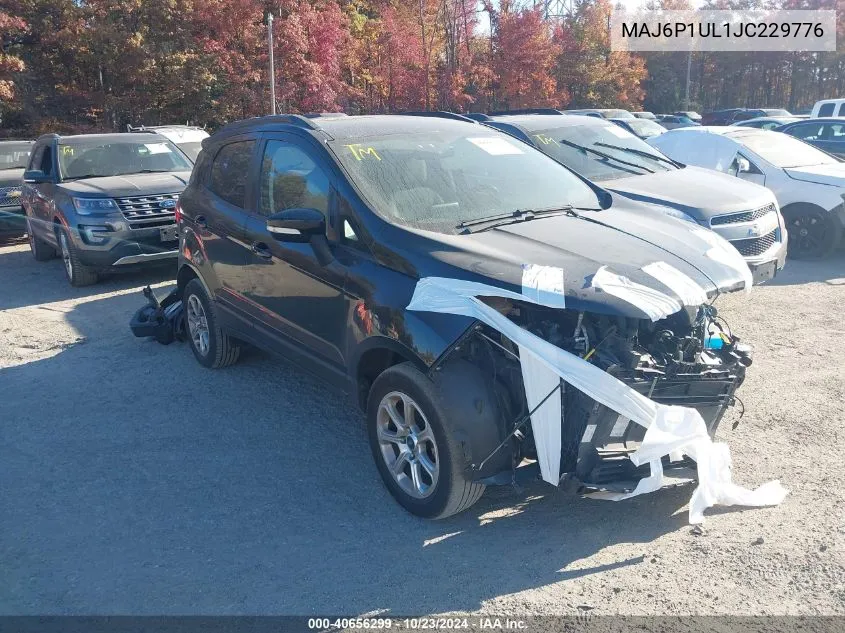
(407, 275, 788, 523)
(521, 264, 566, 308)
(642, 261, 709, 307)
(591, 266, 683, 322)
(519, 347, 562, 485)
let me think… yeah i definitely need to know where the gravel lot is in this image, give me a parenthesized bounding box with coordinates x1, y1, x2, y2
(1, 238, 843, 616)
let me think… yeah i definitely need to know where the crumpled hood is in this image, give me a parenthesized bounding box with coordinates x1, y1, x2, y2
(785, 162, 845, 188)
(57, 171, 191, 197)
(0, 169, 24, 189)
(606, 165, 773, 220)
(386, 199, 751, 321)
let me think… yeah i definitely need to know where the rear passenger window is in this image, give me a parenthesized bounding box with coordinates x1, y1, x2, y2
(818, 103, 835, 117)
(40, 146, 54, 176)
(209, 141, 255, 208)
(259, 141, 330, 217)
(838, 104, 845, 117)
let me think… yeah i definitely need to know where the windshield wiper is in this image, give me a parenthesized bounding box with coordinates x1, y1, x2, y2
(62, 173, 106, 181)
(456, 205, 598, 234)
(593, 142, 678, 167)
(556, 137, 654, 174)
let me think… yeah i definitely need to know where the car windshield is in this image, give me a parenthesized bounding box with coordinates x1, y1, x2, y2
(328, 129, 601, 234)
(734, 131, 839, 168)
(525, 123, 677, 181)
(58, 139, 192, 180)
(0, 142, 33, 170)
(622, 119, 666, 138)
(764, 109, 791, 116)
(177, 141, 203, 162)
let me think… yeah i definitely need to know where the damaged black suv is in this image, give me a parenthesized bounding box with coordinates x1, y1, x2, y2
(176, 113, 754, 519)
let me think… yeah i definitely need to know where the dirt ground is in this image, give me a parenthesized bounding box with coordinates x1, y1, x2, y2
(1, 238, 843, 616)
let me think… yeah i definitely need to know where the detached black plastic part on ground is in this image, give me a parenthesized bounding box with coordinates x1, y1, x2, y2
(129, 285, 185, 344)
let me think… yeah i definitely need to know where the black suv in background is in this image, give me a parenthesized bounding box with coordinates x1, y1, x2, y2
(174, 113, 755, 519)
(21, 133, 193, 286)
(0, 139, 34, 239)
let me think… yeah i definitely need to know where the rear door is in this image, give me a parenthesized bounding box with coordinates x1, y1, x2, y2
(240, 133, 350, 384)
(182, 136, 258, 316)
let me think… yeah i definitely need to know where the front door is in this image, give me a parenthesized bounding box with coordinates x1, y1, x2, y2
(241, 136, 350, 384)
(25, 143, 58, 246)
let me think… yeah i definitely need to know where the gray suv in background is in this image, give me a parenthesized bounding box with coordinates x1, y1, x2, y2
(21, 133, 192, 286)
(0, 139, 34, 239)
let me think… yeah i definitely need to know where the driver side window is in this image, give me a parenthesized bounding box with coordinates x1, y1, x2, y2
(259, 141, 330, 218)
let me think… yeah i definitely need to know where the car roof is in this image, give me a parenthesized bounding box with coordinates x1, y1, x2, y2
(0, 139, 34, 144)
(786, 117, 845, 124)
(209, 113, 486, 145)
(483, 113, 612, 133)
(38, 133, 169, 145)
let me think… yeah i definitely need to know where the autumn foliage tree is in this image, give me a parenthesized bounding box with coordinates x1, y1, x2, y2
(0, 10, 26, 105)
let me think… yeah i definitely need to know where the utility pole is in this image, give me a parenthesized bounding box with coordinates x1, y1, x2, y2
(684, 49, 692, 110)
(267, 11, 276, 115)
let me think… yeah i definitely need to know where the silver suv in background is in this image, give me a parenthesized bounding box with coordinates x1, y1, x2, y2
(21, 133, 192, 286)
(0, 140, 34, 239)
(127, 125, 209, 162)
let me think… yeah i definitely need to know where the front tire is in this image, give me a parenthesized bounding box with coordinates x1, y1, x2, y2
(183, 278, 241, 368)
(783, 205, 842, 259)
(28, 218, 56, 261)
(57, 227, 98, 286)
(367, 363, 485, 519)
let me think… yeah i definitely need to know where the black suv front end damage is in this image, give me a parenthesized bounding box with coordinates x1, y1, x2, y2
(430, 299, 752, 494)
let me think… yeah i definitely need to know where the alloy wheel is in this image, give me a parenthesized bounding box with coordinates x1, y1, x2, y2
(186, 294, 210, 357)
(788, 212, 826, 258)
(376, 391, 439, 499)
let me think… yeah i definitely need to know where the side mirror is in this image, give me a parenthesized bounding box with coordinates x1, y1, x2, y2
(23, 170, 50, 183)
(266, 208, 325, 242)
(735, 157, 752, 174)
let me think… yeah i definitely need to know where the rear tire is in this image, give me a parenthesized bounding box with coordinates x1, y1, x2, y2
(57, 227, 98, 286)
(367, 362, 485, 519)
(28, 218, 56, 262)
(183, 278, 241, 368)
(783, 205, 841, 259)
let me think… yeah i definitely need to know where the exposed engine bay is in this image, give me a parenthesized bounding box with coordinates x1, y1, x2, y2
(442, 298, 754, 493)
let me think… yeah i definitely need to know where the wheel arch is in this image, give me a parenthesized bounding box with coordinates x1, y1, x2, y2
(353, 337, 428, 411)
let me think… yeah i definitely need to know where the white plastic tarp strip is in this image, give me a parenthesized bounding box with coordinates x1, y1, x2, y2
(521, 264, 566, 308)
(518, 346, 562, 485)
(642, 261, 709, 307)
(407, 276, 787, 523)
(591, 266, 682, 322)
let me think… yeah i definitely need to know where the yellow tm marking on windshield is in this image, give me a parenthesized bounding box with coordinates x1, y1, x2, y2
(533, 134, 558, 146)
(61, 146, 74, 156)
(344, 144, 381, 161)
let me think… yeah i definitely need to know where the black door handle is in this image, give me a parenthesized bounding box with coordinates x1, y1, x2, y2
(195, 215, 207, 229)
(251, 242, 272, 260)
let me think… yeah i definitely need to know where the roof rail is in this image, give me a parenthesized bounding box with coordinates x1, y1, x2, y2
(215, 114, 326, 137)
(463, 113, 491, 122)
(401, 111, 477, 123)
(489, 108, 565, 116)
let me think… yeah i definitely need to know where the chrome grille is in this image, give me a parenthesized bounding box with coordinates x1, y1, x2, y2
(0, 185, 23, 207)
(115, 193, 179, 227)
(710, 203, 776, 226)
(731, 228, 778, 257)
